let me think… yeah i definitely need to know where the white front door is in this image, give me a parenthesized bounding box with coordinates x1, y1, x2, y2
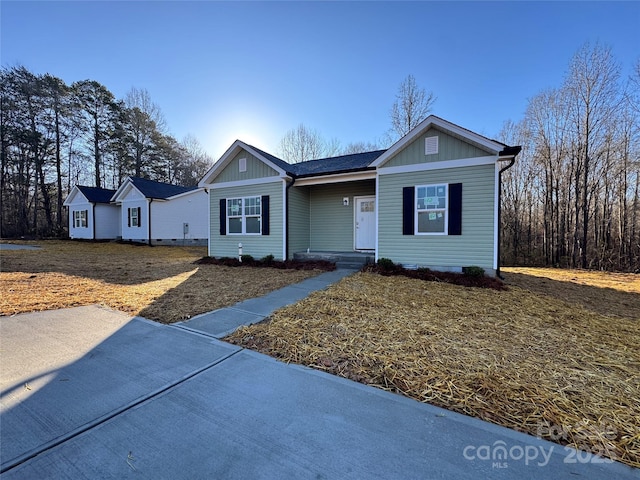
(355, 196, 375, 250)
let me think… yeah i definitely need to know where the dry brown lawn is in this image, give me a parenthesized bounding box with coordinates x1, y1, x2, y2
(0, 240, 321, 323)
(3, 242, 639, 467)
(228, 267, 640, 468)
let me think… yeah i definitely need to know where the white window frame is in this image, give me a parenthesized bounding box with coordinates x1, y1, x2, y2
(226, 196, 262, 235)
(128, 207, 140, 227)
(415, 183, 448, 235)
(73, 210, 87, 228)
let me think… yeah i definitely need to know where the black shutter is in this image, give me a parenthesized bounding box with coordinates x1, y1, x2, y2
(84, 210, 89, 228)
(137, 207, 142, 227)
(402, 186, 415, 235)
(127, 208, 131, 227)
(448, 183, 462, 235)
(261, 195, 270, 236)
(219, 199, 226, 236)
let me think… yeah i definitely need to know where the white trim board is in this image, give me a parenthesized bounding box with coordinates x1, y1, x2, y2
(293, 171, 376, 187)
(208, 176, 286, 189)
(377, 156, 496, 176)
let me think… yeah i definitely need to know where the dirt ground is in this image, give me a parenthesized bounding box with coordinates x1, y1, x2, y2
(228, 267, 639, 468)
(0, 240, 321, 323)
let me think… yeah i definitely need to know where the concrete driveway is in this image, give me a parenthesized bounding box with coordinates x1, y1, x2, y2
(1, 306, 637, 479)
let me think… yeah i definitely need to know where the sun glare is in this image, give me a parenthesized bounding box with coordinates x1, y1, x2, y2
(205, 106, 285, 160)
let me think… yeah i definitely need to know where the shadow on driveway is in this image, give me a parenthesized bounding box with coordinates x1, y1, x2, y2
(1, 306, 637, 479)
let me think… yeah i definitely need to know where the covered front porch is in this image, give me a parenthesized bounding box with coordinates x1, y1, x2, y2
(287, 179, 376, 260)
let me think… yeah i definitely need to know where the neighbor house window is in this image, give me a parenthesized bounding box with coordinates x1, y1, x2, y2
(227, 196, 261, 235)
(73, 210, 87, 228)
(415, 184, 447, 234)
(128, 207, 141, 227)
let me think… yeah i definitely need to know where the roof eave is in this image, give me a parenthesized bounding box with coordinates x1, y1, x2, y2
(498, 145, 522, 159)
(293, 166, 375, 179)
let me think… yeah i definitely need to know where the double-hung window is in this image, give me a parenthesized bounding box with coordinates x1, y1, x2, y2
(227, 196, 261, 235)
(73, 210, 87, 228)
(128, 207, 140, 227)
(415, 184, 447, 234)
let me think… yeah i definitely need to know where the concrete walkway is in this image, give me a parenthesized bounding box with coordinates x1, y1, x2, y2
(174, 269, 355, 338)
(1, 271, 638, 479)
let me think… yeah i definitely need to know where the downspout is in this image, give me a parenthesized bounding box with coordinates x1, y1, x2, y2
(92, 203, 96, 240)
(285, 177, 296, 260)
(148, 198, 153, 247)
(496, 151, 518, 279)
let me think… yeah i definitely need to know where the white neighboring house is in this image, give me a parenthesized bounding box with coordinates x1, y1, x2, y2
(111, 176, 208, 246)
(64, 185, 120, 240)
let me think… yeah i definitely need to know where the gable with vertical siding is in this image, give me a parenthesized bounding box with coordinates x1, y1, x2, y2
(383, 127, 494, 168)
(213, 150, 280, 183)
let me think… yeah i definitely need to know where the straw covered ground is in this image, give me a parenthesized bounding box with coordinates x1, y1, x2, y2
(0, 240, 321, 323)
(228, 269, 640, 468)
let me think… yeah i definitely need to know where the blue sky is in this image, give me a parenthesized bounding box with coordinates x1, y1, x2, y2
(2, 1, 639, 159)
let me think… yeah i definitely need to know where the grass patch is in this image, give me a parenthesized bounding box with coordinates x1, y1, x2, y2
(227, 270, 640, 468)
(0, 240, 322, 323)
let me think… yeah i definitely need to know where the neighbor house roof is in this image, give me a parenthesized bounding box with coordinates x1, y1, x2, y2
(128, 177, 198, 200)
(76, 186, 116, 204)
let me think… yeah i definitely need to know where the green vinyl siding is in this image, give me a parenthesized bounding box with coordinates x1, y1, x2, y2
(378, 164, 496, 270)
(213, 150, 279, 183)
(287, 186, 310, 258)
(385, 128, 494, 167)
(209, 181, 284, 259)
(308, 180, 375, 251)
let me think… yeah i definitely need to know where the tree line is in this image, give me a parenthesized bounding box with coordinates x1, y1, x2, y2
(0, 66, 213, 238)
(498, 43, 639, 272)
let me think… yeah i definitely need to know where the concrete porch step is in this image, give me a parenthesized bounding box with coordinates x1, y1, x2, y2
(294, 251, 375, 268)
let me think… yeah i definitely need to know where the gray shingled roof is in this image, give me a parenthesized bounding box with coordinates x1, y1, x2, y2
(129, 177, 198, 199)
(77, 186, 116, 204)
(292, 150, 386, 177)
(245, 144, 386, 178)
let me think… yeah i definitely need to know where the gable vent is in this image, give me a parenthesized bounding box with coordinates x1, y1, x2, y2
(425, 136, 439, 155)
(239, 157, 247, 172)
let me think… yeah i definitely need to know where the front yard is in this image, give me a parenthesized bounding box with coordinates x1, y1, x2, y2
(227, 268, 639, 468)
(0, 240, 321, 323)
(1, 240, 638, 468)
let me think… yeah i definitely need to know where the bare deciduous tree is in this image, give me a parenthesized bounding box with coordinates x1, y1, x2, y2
(341, 141, 380, 155)
(277, 123, 335, 163)
(389, 74, 436, 140)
